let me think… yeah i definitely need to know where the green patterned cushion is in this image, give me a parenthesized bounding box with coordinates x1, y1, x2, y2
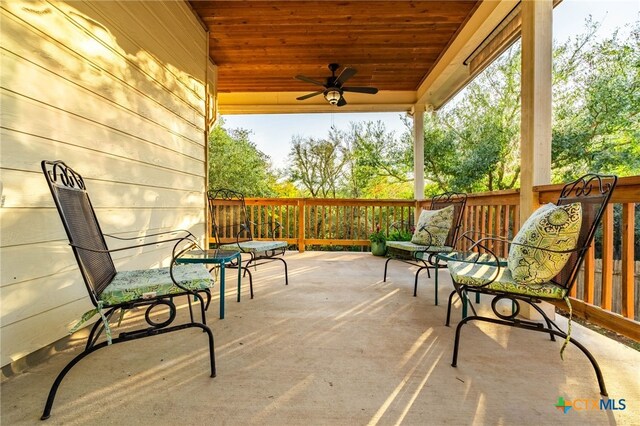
(100, 264, 213, 305)
(508, 203, 582, 284)
(411, 206, 454, 246)
(448, 256, 566, 299)
(219, 240, 287, 253)
(386, 240, 453, 254)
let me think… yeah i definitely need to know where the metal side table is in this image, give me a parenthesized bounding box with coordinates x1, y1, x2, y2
(175, 249, 242, 319)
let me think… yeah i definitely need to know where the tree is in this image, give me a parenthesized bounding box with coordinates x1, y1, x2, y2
(286, 132, 349, 197)
(208, 120, 276, 196)
(419, 19, 640, 194)
(285, 122, 413, 198)
(345, 121, 412, 198)
(421, 46, 522, 194)
(552, 20, 640, 181)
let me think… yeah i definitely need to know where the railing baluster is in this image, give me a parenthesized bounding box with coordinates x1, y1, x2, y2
(584, 243, 595, 304)
(297, 199, 305, 252)
(601, 204, 614, 311)
(474, 205, 480, 245)
(487, 205, 494, 253)
(503, 205, 510, 257)
(621, 203, 635, 319)
(495, 205, 502, 257)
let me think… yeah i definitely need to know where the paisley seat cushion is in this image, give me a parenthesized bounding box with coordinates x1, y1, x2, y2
(219, 240, 287, 253)
(448, 256, 566, 299)
(100, 264, 213, 306)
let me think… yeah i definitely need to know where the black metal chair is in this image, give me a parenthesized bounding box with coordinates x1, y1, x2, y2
(442, 174, 617, 396)
(383, 192, 467, 303)
(40, 160, 216, 420)
(208, 188, 289, 297)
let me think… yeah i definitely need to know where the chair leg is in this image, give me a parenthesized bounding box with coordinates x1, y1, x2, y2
(187, 296, 194, 323)
(463, 290, 478, 318)
(446, 290, 457, 326)
(383, 257, 393, 282)
(413, 266, 429, 297)
(274, 256, 289, 286)
(41, 343, 106, 419)
(451, 315, 472, 367)
(434, 263, 439, 306)
(243, 254, 256, 277)
(41, 322, 216, 420)
(451, 314, 607, 396)
(242, 266, 254, 298)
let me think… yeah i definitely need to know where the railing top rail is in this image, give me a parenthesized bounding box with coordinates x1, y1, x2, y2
(245, 197, 416, 207)
(240, 176, 638, 206)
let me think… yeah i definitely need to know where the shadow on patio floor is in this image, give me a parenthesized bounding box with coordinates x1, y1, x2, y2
(2, 252, 639, 424)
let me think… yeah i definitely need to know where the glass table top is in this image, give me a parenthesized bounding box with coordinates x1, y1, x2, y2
(175, 249, 240, 263)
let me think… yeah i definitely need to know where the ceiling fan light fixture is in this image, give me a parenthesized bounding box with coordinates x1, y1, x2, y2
(324, 89, 341, 105)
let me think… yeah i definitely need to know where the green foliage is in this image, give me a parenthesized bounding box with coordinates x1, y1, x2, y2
(422, 19, 640, 194)
(286, 132, 349, 197)
(208, 120, 277, 197)
(344, 121, 413, 198)
(286, 122, 413, 198)
(552, 20, 640, 181)
(388, 228, 413, 241)
(422, 46, 522, 194)
(369, 227, 387, 243)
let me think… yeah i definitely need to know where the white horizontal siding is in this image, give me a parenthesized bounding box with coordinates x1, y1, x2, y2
(0, 0, 210, 366)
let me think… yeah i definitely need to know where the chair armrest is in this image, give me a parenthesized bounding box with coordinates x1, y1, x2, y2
(104, 229, 193, 241)
(389, 220, 412, 231)
(71, 232, 198, 254)
(455, 230, 509, 247)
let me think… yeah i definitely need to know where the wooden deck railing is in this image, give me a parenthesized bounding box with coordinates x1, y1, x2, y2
(239, 198, 416, 248)
(209, 176, 639, 340)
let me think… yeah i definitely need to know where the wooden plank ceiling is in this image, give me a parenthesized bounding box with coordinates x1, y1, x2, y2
(189, 1, 480, 93)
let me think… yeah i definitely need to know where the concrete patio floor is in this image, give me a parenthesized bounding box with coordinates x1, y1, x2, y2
(2, 251, 639, 425)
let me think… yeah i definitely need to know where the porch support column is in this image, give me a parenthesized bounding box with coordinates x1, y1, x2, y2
(520, 0, 552, 224)
(520, 0, 553, 320)
(413, 104, 425, 202)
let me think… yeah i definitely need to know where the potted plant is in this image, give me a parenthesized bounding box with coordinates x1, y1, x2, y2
(369, 225, 387, 256)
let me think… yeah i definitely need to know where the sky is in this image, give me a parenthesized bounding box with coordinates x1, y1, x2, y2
(221, 0, 639, 170)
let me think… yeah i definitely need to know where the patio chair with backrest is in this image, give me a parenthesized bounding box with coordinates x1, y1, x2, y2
(40, 160, 216, 420)
(383, 192, 467, 302)
(441, 174, 617, 396)
(208, 188, 289, 297)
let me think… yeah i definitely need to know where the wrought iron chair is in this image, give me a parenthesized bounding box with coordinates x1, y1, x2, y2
(40, 160, 216, 420)
(442, 174, 617, 396)
(383, 192, 467, 302)
(208, 188, 289, 296)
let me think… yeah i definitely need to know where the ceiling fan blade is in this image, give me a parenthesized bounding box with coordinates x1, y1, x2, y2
(335, 67, 357, 86)
(296, 91, 324, 101)
(337, 96, 347, 107)
(342, 86, 379, 94)
(295, 75, 326, 86)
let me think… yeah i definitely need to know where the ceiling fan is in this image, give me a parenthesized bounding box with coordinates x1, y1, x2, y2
(295, 63, 379, 107)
